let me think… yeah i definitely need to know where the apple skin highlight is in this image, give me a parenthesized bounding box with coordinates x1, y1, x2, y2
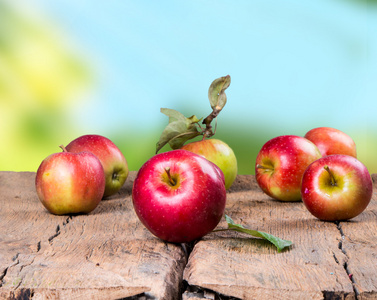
(255, 135, 322, 202)
(66, 134, 129, 198)
(35, 150, 106, 215)
(132, 149, 226, 243)
(301, 154, 373, 221)
(304, 127, 357, 158)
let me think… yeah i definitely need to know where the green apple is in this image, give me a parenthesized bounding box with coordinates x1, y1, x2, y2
(181, 138, 237, 189)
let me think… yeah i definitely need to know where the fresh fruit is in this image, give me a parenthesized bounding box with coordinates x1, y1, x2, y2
(35, 146, 106, 215)
(255, 135, 322, 201)
(155, 76, 238, 189)
(66, 134, 128, 197)
(301, 154, 373, 221)
(304, 127, 357, 158)
(132, 149, 227, 243)
(181, 138, 237, 189)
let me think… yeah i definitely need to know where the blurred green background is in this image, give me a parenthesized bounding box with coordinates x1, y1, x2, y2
(1, 0, 376, 175)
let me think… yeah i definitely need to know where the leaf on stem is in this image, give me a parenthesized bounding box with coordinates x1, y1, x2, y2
(223, 215, 293, 252)
(208, 75, 231, 112)
(155, 108, 202, 153)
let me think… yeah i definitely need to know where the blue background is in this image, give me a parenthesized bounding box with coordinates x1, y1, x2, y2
(1, 0, 376, 174)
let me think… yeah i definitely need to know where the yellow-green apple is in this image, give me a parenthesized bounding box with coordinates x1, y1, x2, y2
(66, 134, 128, 197)
(304, 127, 357, 158)
(255, 135, 322, 201)
(35, 146, 106, 215)
(181, 138, 237, 189)
(301, 154, 373, 221)
(132, 149, 226, 243)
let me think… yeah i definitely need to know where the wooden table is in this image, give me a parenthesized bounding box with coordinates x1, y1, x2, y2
(0, 171, 376, 300)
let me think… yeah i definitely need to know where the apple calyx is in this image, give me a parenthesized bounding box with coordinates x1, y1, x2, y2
(112, 172, 120, 181)
(256, 164, 274, 173)
(324, 165, 337, 186)
(155, 75, 231, 153)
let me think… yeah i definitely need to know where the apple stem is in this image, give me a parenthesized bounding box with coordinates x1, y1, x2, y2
(256, 164, 273, 172)
(59, 145, 68, 152)
(202, 110, 220, 139)
(324, 165, 337, 186)
(164, 167, 176, 186)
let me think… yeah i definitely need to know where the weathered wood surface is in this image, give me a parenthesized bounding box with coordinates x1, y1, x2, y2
(339, 174, 377, 300)
(0, 172, 376, 300)
(0, 172, 186, 299)
(183, 174, 377, 300)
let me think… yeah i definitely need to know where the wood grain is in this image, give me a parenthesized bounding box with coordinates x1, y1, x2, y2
(1, 172, 376, 300)
(183, 175, 370, 300)
(0, 172, 186, 299)
(339, 186, 377, 299)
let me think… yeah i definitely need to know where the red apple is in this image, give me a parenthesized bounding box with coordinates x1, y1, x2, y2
(181, 138, 237, 189)
(255, 135, 322, 201)
(304, 127, 357, 158)
(66, 134, 128, 198)
(35, 146, 106, 215)
(132, 149, 226, 243)
(301, 154, 373, 221)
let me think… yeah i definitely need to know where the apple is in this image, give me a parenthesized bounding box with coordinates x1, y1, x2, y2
(301, 154, 373, 221)
(66, 134, 129, 198)
(255, 135, 322, 202)
(35, 146, 106, 215)
(304, 127, 357, 158)
(181, 138, 237, 189)
(132, 149, 226, 243)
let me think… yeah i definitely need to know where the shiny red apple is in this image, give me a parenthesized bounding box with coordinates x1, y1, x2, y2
(132, 149, 226, 243)
(255, 135, 322, 201)
(35, 146, 106, 215)
(66, 134, 128, 197)
(304, 127, 357, 158)
(301, 154, 373, 221)
(181, 138, 237, 189)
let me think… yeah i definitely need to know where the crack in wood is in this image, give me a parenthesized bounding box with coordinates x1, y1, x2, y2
(47, 216, 71, 244)
(332, 251, 340, 264)
(182, 282, 242, 300)
(335, 222, 360, 298)
(36, 241, 41, 253)
(179, 241, 196, 263)
(118, 292, 156, 299)
(0, 215, 74, 296)
(0, 253, 20, 289)
(48, 224, 60, 244)
(321, 290, 354, 300)
(8, 288, 34, 300)
(12, 253, 20, 262)
(0, 267, 9, 288)
(10, 256, 37, 292)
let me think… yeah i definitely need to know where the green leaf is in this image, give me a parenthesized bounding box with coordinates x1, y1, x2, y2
(168, 130, 201, 150)
(160, 108, 187, 123)
(156, 108, 202, 153)
(224, 215, 293, 252)
(208, 75, 231, 111)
